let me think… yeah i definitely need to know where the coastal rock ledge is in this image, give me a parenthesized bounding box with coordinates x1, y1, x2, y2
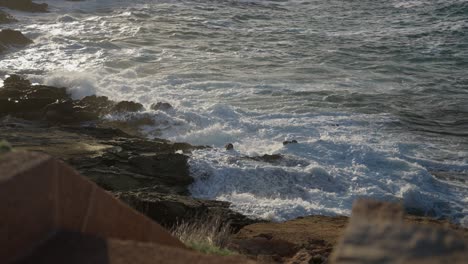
(0, 0, 48, 12)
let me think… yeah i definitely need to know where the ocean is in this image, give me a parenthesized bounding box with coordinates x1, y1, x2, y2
(1, 0, 467, 226)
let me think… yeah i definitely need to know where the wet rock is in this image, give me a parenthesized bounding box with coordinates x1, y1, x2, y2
(127, 153, 193, 188)
(0, 75, 69, 119)
(0, 29, 32, 49)
(43, 100, 100, 124)
(0, 0, 48, 12)
(111, 101, 144, 113)
(249, 154, 282, 163)
(150, 102, 173, 111)
(225, 143, 234, 150)
(0, 75, 150, 124)
(115, 189, 259, 231)
(283, 140, 298, 146)
(0, 10, 16, 23)
(77, 95, 114, 114)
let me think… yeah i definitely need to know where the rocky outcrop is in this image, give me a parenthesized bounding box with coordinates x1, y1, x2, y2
(0, 116, 255, 230)
(0, 9, 16, 23)
(116, 189, 259, 231)
(151, 102, 173, 111)
(0, 72, 259, 232)
(0, 29, 32, 53)
(0, 75, 147, 124)
(229, 215, 348, 263)
(230, 201, 468, 264)
(0, 0, 48, 12)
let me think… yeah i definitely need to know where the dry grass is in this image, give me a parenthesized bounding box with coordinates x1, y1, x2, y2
(171, 215, 236, 256)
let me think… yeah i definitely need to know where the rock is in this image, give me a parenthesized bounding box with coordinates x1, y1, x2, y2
(0, 0, 48, 12)
(0, 29, 32, 48)
(230, 215, 346, 263)
(111, 101, 144, 113)
(0, 10, 16, 23)
(43, 100, 100, 124)
(77, 95, 114, 114)
(283, 140, 298, 146)
(151, 102, 173, 111)
(115, 189, 259, 231)
(127, 153, 193, 188)
(0, 75, 70, 119)
(249, 154, 282, 163)
(225, 143, 234, 150)
(0, 75, 150, 124)
(329, 200, 468, 264)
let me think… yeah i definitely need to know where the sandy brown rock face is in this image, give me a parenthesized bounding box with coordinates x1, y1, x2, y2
(230, 215, 348, 263)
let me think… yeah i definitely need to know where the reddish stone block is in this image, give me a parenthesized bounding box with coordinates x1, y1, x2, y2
(0, 152, 57, 263)
(55, 161, 94, 232)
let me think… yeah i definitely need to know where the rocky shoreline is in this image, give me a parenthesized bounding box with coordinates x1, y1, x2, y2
(1, 1, 467, 263)
(1, 75, 467, 263)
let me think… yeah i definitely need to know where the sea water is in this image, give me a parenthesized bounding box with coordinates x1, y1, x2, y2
(1, 0, 467, 225)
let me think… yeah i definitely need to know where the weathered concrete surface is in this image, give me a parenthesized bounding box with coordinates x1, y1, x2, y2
(329, 200, 468, 264)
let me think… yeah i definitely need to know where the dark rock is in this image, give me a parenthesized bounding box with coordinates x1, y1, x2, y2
(77, 95, 114, 114)
(111, 101, 144, 113)
(0, 75, 150, 124)
(0, 10, 16, 23)
(0, 29, 32, 48)
(249, 154, 282, 163)
(115, 189, 259, 231)
(0, 0, 48, 12)
(128, 153, 193, 188)
(43, 100, 100, 124)
(283, 139, 298, 146)
(0, 75, 70, 119)
(225, 143, 234, 150)
(150, 102, 173, 111)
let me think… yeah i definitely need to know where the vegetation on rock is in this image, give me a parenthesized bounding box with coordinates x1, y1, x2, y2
(171, 215, 237, 256)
